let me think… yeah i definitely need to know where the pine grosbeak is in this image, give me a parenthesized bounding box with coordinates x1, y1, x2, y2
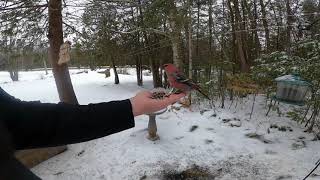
(163, 63, 210, 100)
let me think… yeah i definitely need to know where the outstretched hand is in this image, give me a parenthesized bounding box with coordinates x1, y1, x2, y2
(130, 91, 186, 116)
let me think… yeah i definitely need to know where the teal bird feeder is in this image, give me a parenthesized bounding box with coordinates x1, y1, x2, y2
(274, 74, 311, 105)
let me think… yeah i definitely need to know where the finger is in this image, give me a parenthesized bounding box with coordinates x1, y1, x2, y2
(166, 93, 186, 103)
(156, 93, 186, 108)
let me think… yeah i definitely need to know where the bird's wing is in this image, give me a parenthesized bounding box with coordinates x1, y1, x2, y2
(172, 72, 210, 100)
(172, 72, 196, 86)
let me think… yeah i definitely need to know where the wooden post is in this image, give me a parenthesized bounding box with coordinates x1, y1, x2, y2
(147, 108, 167, 141)
(147, 114, 159, 141)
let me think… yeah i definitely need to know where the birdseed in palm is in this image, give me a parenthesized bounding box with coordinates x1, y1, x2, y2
(151, 91, 166, 99)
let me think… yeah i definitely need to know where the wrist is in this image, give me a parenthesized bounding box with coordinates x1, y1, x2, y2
(129, 98, 140, 117)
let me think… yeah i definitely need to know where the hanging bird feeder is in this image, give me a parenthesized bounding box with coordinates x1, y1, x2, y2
(274, 74, 311, 105)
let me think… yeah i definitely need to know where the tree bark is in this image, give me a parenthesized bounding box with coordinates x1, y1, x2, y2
(16, 0, 71, 169)
(131, 6, 143, 86)
(253, 0, 261, 54)
(229, 0, 250, 73)
(260, 0, 270, 52)
(9, 70, 18, 81)
(168, 0, 184, 70)
(8, 57, 19, 81)
(149, 58, 162, 88)
(43, 56, 48, 75)
(188, 0, 193, 80)
(227, 0, 237, 73)
(111, 57, 119, 84)
(138, 0, 162, 87)
(135, 56, 143, 86)
(149, 35, 162, 88)
(196, 0, 200, 59)
(48, 0, 78, 104)
(286, 0, 293, 54)
(240, 0, 250, 66)
(244, 0, 260, 59)
(208, 0, 214, 78)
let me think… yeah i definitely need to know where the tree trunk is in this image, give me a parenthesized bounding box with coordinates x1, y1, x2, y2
(9, 70, 18, 81)
(43, 61, 48, 75)
(229, 0, 250, 73)
(151, 64, 161, 88)
(244, 0, 260, 59)
(8, 57, 19, 81)
(239, 0, 250, 68)
(219, 30, 226, 108)
(43, 53, 48, 75)
(131, 6, 143, 86)
(89, 51, 95, 71)
(163, 72, 169, 88)
(159, 56, 164, 84)
(260, 0, 270, 52)
(286, 0, 293, 54)
(196, 0, 200, 59)
(208, 0, 214, 78)
(227, 0, 237, 73)
(138, 0, 162, 87)
(188, 0, 193, 80)
(269, 1, 281, 50)
(168, 0, 184, 70)
(187, 0, 193, 104)
(48, 0, 78, 104)
(135, 56, 143, 86)
(15, 0, 72, 169)
(170, 35, 184, 70)
(111, 57, 119, 84)
(253, 0, 261, 55)
(277, 2, 284, 50)
(149, 55, 162, 88)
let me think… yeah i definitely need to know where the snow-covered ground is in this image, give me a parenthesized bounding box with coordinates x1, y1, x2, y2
(1, 69, 319, 180)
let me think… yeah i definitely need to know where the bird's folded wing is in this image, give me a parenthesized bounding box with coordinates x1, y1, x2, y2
(172, 73, 195, 86)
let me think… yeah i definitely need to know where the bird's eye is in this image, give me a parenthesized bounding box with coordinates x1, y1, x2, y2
(164, 64, 168, 67)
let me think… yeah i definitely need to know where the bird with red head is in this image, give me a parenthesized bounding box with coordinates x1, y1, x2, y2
(163, 63, 210, 100)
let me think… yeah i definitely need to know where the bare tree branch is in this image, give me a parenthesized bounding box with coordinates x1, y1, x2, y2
(0, 4, 47, 11)
(63, 21, 85, 37)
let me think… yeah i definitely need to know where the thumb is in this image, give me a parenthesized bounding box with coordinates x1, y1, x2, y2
(153, 93, 186, 111)
(165, 93, 186, 104)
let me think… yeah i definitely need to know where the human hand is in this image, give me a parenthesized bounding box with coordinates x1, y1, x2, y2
(130, 91, 186, 116)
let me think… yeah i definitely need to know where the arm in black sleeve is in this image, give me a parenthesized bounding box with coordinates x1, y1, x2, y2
(0, 87, 135, 150)
(0, 156, 41, 180)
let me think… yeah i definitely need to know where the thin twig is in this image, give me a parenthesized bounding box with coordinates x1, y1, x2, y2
(303, 158, 320, 180)
(250, 93, 257, 119)
(63, 21, 85, 37)
(0, 4, 47, 11)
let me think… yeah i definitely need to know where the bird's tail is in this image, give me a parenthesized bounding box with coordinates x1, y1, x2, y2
(193, 85, 211, 100)
(197, 89, 211, 100)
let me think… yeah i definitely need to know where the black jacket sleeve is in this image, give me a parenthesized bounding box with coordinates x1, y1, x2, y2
(0, 156, 41, 180)
(0, 87, 135, 150)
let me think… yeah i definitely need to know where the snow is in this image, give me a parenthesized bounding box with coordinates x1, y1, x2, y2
(0, 69, 320, 179)
(275, 75, 297, 82)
